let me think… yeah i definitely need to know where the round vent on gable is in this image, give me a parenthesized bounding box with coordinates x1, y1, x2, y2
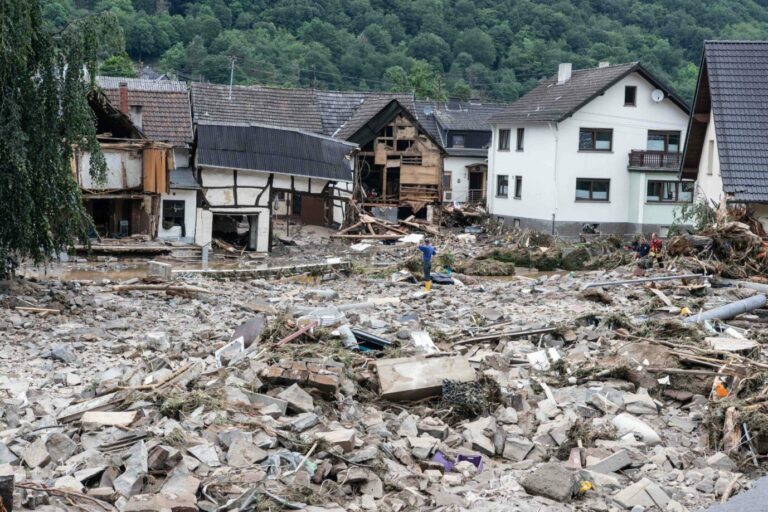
(651, 89, 665, 103)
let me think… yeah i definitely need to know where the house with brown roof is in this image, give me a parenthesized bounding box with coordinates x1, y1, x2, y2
(681, 41, 768, 226)
(76, 90, 173, 239)
(191, 84, 445, 228)
(97, 77, 198, 243)
(488, 62, 690, 236)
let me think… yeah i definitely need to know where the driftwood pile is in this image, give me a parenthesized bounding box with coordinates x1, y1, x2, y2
(332, 214, 439, 241)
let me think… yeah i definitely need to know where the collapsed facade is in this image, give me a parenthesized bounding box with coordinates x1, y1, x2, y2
(76, 91, 172, 239)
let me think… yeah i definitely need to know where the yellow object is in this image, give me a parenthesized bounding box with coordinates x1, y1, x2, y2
(580, 481, 593, 493)
(680, 307, 691, 317)
(425, 280, 432, 292)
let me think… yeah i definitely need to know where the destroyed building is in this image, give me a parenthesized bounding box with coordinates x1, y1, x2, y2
(190, 84, 447, 221)
(194, 122, 356, 251)
(75, 90, 172, 239)
(96, 77, 197, 243)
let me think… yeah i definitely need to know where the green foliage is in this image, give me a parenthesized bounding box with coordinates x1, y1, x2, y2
(41, 0, 768, 101)
(100, 52, 136, 77)
(1, 0, 121, 277)
(671, 199, 718, 234)
(386, 61, 446, 100)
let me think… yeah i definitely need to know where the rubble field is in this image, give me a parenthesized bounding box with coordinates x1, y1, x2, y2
(3, 233, 768, 512)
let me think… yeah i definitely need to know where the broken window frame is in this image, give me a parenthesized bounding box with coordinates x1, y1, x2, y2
(162, 199, 186, 236)
(575, 178, 610, 202)
(443, 171, 452, 190)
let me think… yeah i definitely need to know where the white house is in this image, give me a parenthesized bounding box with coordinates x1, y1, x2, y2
(681, 41, 768, 226)
(415, 100, 509, 204)
(488, 62, 691, 236)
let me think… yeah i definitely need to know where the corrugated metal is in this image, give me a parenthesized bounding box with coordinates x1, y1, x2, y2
(196, 123, 355, 182)
(704, 41, 768, 202)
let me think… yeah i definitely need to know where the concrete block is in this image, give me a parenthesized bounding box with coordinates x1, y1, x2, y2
(375, 356, 475, 401)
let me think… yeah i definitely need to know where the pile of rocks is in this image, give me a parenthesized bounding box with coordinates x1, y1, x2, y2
(0, 252, 764, 511)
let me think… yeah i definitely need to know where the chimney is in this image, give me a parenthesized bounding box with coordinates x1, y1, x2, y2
(557, 63, 572, 85)
(598, 61, 610, 68)
(118, 82, 129, 114)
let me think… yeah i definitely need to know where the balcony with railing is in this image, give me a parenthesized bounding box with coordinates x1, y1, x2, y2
(628, 150, 682, 171)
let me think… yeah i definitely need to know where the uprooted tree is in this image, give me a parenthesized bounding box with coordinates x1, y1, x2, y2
(0, 0, 121, 277)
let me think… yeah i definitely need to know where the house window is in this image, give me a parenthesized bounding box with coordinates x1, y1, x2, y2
(624, 86, 637, 106)
(514, 176, 522, 199)
(498, 129, 511, 151)
(516, 128, 525, 151)
(452, 134, 465, 148)
(162, 200, 186, 236)
(575, 178, 610, 201)
(646, 180, 694, 203)
(443, 172, 452, 190)
(707, 140, 715, 175)
(579, 128, 613, 151)
(496, 175, 509, 197)
(647, 130, 681, 152)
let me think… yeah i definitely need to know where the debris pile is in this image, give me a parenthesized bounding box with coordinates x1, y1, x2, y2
(4, 243, 768, 511)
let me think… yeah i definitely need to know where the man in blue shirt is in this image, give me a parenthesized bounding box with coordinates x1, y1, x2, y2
(418, 240, 437, 292)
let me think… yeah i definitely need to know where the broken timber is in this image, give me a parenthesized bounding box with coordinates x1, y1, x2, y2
(173, 260, 351, 280)
(453, 327, 556, 346)
(582, 273, 710, 289)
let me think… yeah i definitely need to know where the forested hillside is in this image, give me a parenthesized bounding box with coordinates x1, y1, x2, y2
(43, 0, 768, 101)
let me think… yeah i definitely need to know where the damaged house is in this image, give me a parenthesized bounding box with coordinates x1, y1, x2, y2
(75, 90, 173, 239)
(96, 77, 197, 242)
(194, 122, 356, 251)
(190, 84, 445, 223)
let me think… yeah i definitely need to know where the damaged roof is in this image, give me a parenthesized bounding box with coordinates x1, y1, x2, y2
(489, 63, 688, 124)
(190, 83, 426, 144)
(96, 77, 193, 145)
(196, 122, 356, 182)
(681, 41, 768, 203)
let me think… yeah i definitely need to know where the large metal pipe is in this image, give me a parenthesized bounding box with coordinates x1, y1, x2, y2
(684, 294, 767, 323)
(718, 278, 768, 295)
(583, 274, 709, 289)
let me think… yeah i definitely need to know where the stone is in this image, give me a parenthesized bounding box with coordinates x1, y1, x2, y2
(462, 416, 496, 457)
(521, 463, 579, 503)
(52, 475, 83, 493)
(227, 438, 267, 468)
(148, 445, 182, 471)
(188, 443, 220, 468)
(42, 346, 77, 364)
(248, 393, 288, 415)
(495, 407, 518, 424)
(408, 436, 438, 459)
(113, 441, 148, 498)
(46, 433, 77, 463)
(66, 373, 82, 386)
(612, 413, 662, 445)
(590, 392, 623, 415)
(161, 465, 200, 499)
(0, 444, 18, 465)
(587, 449, 632, 474)
(23, 438, 51, 468)
(668, 416, 698, 433)
(418, 418, 448, 439)
(442, 473, 464, 486)
(707, 452, 736, 471)
(375, 356, 475, 400)
(502, 435, 534, 462)
(290, 412, 320, 432)
(277, 383, 315, 413)
(144, 332, 170, 352)
(147, 261, 173, 281)
(123, 492, 197, 512)
(612, 478, 670, 509)
(624, 393, 659, 415)
(316, 429, 357, 452)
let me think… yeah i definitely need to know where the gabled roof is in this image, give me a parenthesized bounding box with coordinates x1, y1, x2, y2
(195, 122, 356, 182)
(415, 100, 509, 132)
(681, 41, 768, 203)
(489, 63, 688, 124)
(96, 77, 193, 145)
(189, 83, 429, 144)
(191, 83, 324, 134)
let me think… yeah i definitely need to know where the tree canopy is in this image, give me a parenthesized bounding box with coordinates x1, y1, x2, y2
(0, 0, 120, 276)
(41, 0, 768, 101)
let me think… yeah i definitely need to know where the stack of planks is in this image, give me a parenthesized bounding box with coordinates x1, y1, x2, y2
(332, 214, 439, 240)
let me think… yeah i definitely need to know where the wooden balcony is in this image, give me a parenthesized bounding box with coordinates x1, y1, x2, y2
(628, 150, 681, 171)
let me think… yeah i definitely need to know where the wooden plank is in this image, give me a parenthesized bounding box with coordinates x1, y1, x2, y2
(81, 411, 138, 427)
(57, 393, 120, 423)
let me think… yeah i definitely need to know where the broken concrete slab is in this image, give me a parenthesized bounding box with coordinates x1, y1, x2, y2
(227, 438, 268, 468)
(277, 383, 315, 413)
(612, 413, 662, 445)
(123, 492, 197, 512)
(315, 429, 357, 452)
(187, 442, 220, 468)
(81, 410, 138, 428)
(375, 355, 475, 401)
(612, 477, 670, 509)
(587, 449, 632, 474)
(23, 438, 51, 468)
(521, 462, 580, 503)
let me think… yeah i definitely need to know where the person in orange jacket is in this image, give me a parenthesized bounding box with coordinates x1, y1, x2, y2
(649, 232, 664, 268)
